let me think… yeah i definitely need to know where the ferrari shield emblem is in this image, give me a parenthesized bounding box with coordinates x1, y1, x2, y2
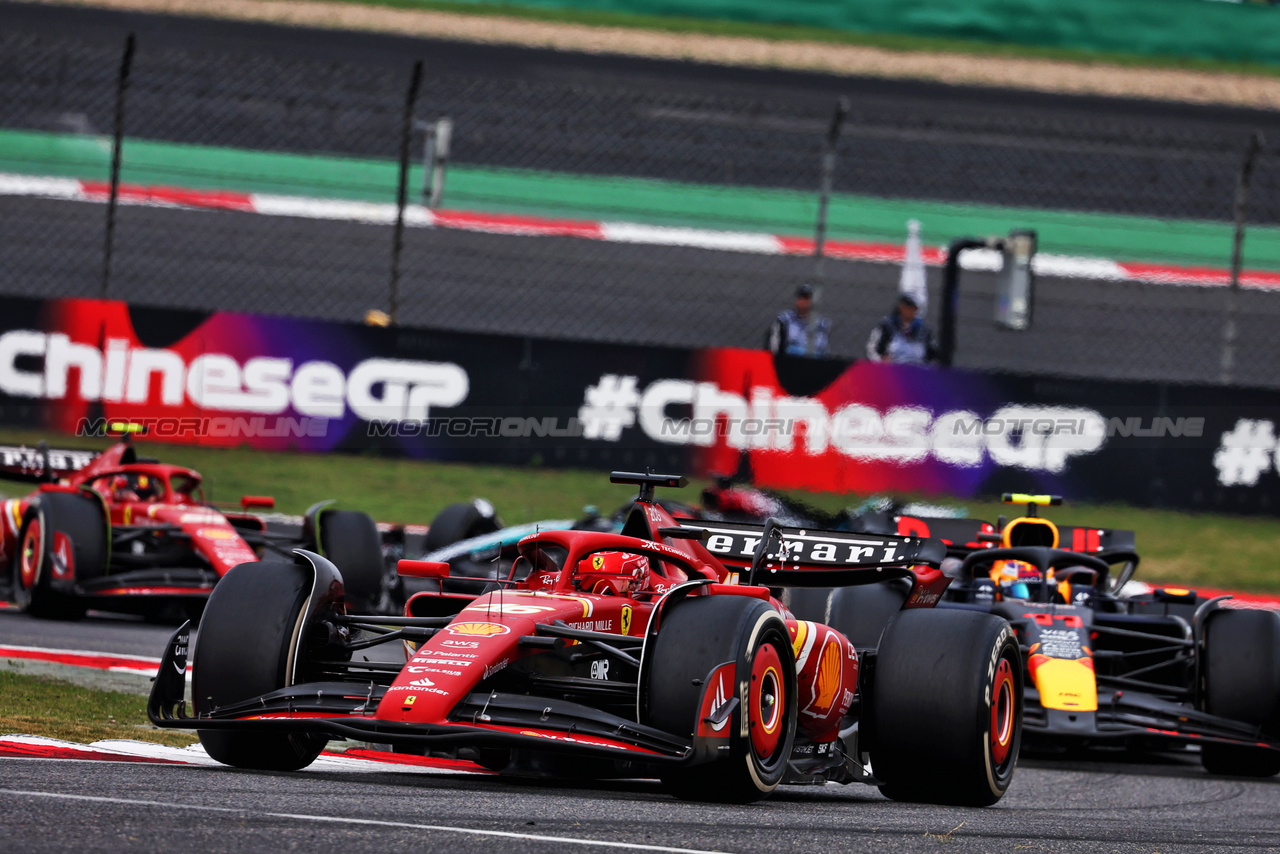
(621, 605, 632, 635)
(592, 554, 605, 570)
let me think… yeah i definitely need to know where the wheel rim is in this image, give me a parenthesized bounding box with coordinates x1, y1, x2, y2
(18, 518, 42, 591)
(749, 642, 785, 759)
(990, 656, 1015, 766)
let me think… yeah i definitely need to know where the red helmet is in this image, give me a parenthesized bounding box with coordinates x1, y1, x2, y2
(575, 551, 650, 595)
(109, 475, 138, 502)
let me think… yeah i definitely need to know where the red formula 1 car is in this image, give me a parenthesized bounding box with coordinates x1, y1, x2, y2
(0, 436, 384, 619)
(149, 472, 1022, 805)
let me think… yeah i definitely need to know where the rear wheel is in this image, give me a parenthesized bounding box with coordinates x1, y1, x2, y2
(319, 509, 384, 613)
(784, 587, 832, 623)
(1201, 609, 1280, 777)
(11, 492, 105, 620)
(827, 580, 912, 649)
(644, 595, 797, 803)
(193, 560, 327, 771)
(869, 609, 1022, 806)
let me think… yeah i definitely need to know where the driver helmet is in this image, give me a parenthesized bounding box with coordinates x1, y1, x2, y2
(575, 551, 650, 596)
(990, 559, 1052, 601)
(132, 474, 158, 502)
(109, 474, 139, 502)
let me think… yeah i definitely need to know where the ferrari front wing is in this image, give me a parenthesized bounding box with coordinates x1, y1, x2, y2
(147, 625, 694, 764)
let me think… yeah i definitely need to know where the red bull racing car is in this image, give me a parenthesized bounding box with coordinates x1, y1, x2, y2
(908, 494, 1280, 778)
(0, 435, 383, 619)
(149, 472, 1022, 805)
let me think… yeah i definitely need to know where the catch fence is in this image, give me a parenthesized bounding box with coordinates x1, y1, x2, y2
(1, 23, 1279, 386)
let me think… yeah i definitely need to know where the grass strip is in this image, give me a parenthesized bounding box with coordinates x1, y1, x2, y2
(0, 669, 197, 747)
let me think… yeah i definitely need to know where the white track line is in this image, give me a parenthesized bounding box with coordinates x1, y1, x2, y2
(0, 789, 731, 854)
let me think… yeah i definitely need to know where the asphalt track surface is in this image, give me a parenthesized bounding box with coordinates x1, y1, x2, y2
(3, 726, 1279, 853)
(0, 605, 176, 658)
(3, 609, 1280, 854)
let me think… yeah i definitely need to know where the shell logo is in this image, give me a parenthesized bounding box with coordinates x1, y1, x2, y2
(198, 528, 236, 541)
(444, 622, 511, 637)
(807, 636, 843, 717)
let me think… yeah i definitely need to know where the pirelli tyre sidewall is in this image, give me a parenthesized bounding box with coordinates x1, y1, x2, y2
(13, 506, 45, 610)
(644, 595, 797, 803)
(193, 560, 327, 771)
(12, 492, 104, 619)
(1200, 608, 1280, 777)
(870, 609, 1023, 806)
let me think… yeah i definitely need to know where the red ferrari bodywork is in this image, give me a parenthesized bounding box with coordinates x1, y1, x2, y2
(149, 477, 957, 797)
(1, 438, 272, 609)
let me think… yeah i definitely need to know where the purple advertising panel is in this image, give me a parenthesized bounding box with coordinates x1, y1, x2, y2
(0, 296, 1277, 513)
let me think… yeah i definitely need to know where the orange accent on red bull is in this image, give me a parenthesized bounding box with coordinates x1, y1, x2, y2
(1028, 654, 1097, 711)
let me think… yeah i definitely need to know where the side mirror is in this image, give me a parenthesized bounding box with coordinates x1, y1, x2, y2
(397, 559, 451, 579)
(241, 495, 275, 509)
(658, 525, 708, 542)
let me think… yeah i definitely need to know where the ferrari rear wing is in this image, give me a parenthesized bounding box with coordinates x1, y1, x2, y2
(0, 443, 98, 483)
(690, 518, 945, 588)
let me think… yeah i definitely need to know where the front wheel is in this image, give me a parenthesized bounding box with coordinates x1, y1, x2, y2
(644, 595, 797, 803)
(869, 609, 1022, 806)
(193, 559, 329, 770)
(1201, 609, 1280, 777)
(423, 500, 501, 552)
(318, 509, 384, 612)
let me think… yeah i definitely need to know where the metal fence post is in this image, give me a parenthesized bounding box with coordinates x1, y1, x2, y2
(939, 237, 988, 368)
(101, 32, 135, 299)
(389, 59, 424, 326)
(813, 97, 849, 281)
(1221, 131, 1264, 385)
(421, 117, 453, 209)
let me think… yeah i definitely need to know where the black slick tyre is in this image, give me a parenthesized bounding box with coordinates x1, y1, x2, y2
(423, 500, 500, 552)
(318, 509, 383, 612)
(784, 587, 833, 624)
(193, 561, 327, 771)
(11, 492, 105, 620)
(786, 582, 910, 649)
(1201, 609, 1280, 777)
(644, 595, 797, 803)
(869, 609, 1022, 806)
